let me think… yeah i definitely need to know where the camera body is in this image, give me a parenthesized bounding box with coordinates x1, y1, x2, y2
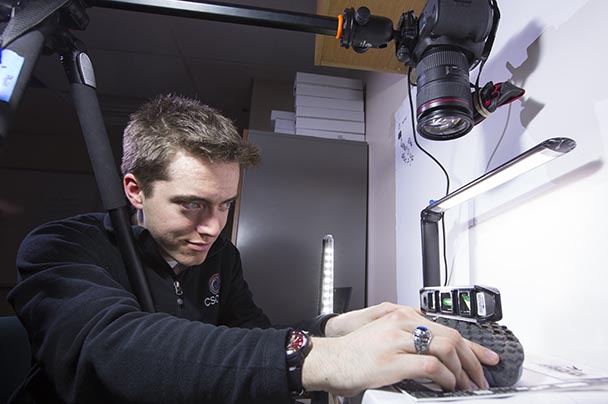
(399, 0, 494, 68)
(398, 0, 496, 140)
(341, 0, 500, 140)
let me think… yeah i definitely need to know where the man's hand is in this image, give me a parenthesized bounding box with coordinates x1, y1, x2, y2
(303, 305, 500, 396)
(323, 302, 401, 337)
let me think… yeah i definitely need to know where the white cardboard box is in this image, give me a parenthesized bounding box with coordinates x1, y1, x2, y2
(296, 117, 365, 134)
(272, 118, 295, 132)
(275, 127, 295, 135)
(294, 83, 363, 101)
(295, 128, 365, 142)
(295, 72, 363, 90)
(296, 105, 364, 122)
(270, 110, 295, 121)
(295, 95, 364, 112)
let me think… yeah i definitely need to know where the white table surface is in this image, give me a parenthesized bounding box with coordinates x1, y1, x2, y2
(362, 353, 608, 404)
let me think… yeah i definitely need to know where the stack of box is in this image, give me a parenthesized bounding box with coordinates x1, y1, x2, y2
(270, 110, 295, 134)
(293, 72, 365, 142)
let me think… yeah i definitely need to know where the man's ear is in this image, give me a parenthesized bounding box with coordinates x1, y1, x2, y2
(124, 173, 144, 209)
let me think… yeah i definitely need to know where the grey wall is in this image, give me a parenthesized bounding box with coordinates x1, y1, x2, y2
(248, 80, 295, 132)
(236, 131, 368, 325)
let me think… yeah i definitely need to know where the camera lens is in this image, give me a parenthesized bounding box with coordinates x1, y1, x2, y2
(416, 48, 474, 140)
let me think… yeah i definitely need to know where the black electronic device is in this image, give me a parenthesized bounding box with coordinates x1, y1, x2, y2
(418, 285, 524, 388)
(420, 284, 502, 322)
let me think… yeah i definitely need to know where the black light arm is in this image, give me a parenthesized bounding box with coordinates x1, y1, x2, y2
(85, 0, 396, 51)
(420, 210, 443, 287)
(87, 0, 339, 36)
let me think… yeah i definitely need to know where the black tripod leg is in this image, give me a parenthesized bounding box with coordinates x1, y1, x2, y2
(62, 40, 155, 312)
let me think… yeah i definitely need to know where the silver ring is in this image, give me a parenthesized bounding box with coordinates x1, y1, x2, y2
(413, 326, 433, 354)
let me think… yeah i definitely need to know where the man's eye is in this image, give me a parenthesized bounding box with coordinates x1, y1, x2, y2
(219, 201, 234, 211)
(182, 202, 202, 210)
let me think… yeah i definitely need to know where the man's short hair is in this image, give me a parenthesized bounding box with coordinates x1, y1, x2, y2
(121, 94, 260, 196)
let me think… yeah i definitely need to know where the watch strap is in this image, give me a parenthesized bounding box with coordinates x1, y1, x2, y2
(285, 330, 312, 397)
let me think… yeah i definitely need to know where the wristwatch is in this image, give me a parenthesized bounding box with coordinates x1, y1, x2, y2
(285, 329, 312, 397)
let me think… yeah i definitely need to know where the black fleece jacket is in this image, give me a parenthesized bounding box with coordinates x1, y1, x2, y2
(8, 213, 332, 404)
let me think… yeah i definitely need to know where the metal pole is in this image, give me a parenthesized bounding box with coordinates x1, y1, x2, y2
(420, 210, 442, 287)
(88, 0, 339, 36)
(62, 36, 156, 312)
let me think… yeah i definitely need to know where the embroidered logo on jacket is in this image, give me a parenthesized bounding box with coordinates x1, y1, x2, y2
(204, 273, 221, 307)
(209, 273, 221, 294)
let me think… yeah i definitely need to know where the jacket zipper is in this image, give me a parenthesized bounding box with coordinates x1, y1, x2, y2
(173, 280, 184, 312)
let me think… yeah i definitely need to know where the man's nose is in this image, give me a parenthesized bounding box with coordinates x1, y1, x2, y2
(195, 210, 223, 237)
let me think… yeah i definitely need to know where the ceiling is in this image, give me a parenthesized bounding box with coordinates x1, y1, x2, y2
(26, 0, 361, 134)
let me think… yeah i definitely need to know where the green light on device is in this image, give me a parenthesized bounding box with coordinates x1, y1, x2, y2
(440, 292, 453, 313)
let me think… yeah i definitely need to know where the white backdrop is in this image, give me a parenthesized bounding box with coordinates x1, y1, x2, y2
(395, 0, 608, 369)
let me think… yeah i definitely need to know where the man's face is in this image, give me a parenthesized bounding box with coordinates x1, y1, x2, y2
(125, 151, 240, 267)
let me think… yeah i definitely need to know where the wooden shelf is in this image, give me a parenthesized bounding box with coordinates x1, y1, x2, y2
(315, 0, 427, 74)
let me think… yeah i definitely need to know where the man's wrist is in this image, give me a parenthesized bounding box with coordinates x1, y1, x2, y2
(301, 337, 338, 393)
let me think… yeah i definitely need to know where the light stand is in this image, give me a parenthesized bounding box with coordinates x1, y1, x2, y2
(59, 31, 157, 312)
(420, 137, 576, 287)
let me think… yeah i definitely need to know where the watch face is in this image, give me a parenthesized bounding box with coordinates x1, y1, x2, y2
(286, 331, 308, 356)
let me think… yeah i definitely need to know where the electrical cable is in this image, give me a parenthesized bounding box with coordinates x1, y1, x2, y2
(407, 67, 451, 286)
(485, 102, 513, 172)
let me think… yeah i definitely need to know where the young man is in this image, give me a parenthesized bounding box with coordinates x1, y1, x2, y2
(8, 94, 499, 403)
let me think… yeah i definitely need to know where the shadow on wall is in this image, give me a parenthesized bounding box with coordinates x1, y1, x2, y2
(505, 22, 545, 129)
(478, 0, 608, 174)
(478, 20, 546, 172)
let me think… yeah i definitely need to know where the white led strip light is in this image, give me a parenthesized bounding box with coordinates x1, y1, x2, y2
(320, 234, 334, 315)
